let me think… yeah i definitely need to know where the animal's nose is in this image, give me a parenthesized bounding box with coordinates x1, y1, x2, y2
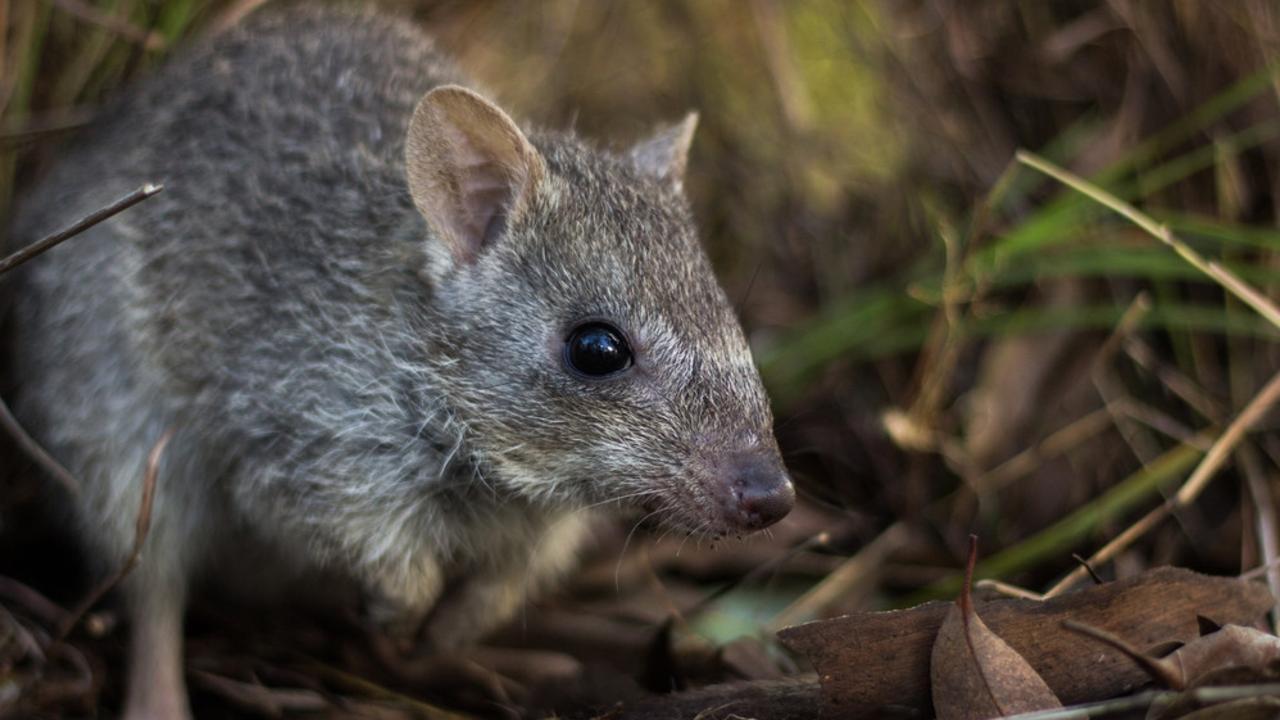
(728, 454, 795, 530)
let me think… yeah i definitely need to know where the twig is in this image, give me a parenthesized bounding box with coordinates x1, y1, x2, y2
(1112, 397, 1211, 449)
(909, 440, 1203, 604)
(978, 406, 1114, 493)
(1239, 445, 1280, 634)
(686, 531, 831, 620)
(0, 184, 162, 495)
(56, 429, 172, 640)
(1003, 684, 1280, 719)
(0, 575, 71, 628)
(1062, 619, 1184, 689)
(0, 394, 79, 495)
(1122, 337, 1223, 422)
(0, 183, 161, 275)
(1016, 150, 1280, 331)
(1241, 555, 1280, 581)
(1046, 368, 1280, 597)
(1175, 370, 1280, 504)
(767, 521, 914, 632)
(1093, 292, 1152, 369)
(1070, 554, 1104, 585)
(972, 578, 1045, 601)
(1092, 293, 1161, 465)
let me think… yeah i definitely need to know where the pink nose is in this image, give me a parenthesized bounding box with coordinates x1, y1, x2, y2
(725, 454, 795, 530)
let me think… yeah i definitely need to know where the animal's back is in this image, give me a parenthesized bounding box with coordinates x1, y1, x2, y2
(5, 11, 492, 630)
(10, 6, 461, 503)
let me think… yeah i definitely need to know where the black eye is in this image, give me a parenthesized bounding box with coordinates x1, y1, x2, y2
(565, 322, 632, 377)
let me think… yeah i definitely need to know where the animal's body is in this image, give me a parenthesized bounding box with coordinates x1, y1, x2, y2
(6, 6, 793, 718)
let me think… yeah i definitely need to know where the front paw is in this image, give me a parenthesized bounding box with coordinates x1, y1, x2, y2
(420, 578, 525, 653)
(358, 553, 444, 648)
(363, 589, 446, 662)
(364, 593, 430, 642)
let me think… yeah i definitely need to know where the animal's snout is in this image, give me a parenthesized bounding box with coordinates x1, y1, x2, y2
(722, 452, 795, 531)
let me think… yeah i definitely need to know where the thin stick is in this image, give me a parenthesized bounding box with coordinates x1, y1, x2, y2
(0, 185, 161, 494)
(1123, 337, 1223, 422)
(978, 406, 1114, 493)
(767, 521, 914, 632)
(0, 183, 161, 275)
(1241, 555, 1280, 581)
(1046, 368, 1280, 597)
(685, 530, 831, 620)
(1093, 294, 1161, 465)
(56, 429, 172, 640)
(1173, 371, 1280, 504)
(1113, 398, 1210, 449)
(1239, 446, 1280, 634)
(1016, 150, 1280, 331)
(1003, 684, 1280, 720)
(972, 578, 1044, 601)
(0, 396, 78, 495)
(0, 575, 71, 628)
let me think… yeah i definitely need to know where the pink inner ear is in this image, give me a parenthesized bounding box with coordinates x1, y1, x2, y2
(450, 142, 519, 258)
(406, 87, 543, 266)
(456, 158, 514, 249)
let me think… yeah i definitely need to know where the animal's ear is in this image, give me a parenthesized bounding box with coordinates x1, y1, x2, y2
(628, 112, 698, 190)
(405, 85, 545, 265)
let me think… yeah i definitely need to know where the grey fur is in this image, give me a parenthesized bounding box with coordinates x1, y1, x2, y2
(6, 5, 788, 718)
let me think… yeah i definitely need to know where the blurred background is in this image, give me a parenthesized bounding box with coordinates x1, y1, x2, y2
(2, 1, 1279, 717)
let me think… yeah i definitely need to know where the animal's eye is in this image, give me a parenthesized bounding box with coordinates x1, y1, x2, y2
(565, 322, 632, 377)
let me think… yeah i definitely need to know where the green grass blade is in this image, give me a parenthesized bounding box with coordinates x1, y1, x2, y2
(905, 442, 1203, 603)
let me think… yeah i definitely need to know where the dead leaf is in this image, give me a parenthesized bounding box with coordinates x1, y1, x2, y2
(778, 567, 1272, 717)
(1066, 621, 1280, 692)
(1173, 625, 1280, 688)
(930, 537, 1060, 719)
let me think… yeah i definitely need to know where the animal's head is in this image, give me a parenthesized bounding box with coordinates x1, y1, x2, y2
(404, 86, 793, 538)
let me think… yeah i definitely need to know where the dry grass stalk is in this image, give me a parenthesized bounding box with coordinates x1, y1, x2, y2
(768, 521, 914, 631)
(0, 393, 79, 498)
(1093, 293, 1162, 464)
(1015, 150, 1280, 331)
(977, 407, 1114, 493)
(1046, 368, 1280, 597)
(1122, 337, 1223, 423)
(1238, 445, 1280, 634)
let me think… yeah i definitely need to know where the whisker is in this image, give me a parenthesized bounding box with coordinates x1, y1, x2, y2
(676, 521, 709, 558)
(615, 507, 665, 592)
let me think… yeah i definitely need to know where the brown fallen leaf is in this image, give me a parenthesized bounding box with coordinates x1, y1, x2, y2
(779, 567, 1272, 717)
(931, 537, 1061, 719)
(1065, 621, 1280, 692)
(1064, 618, 1280, 719)
(1172, 625, 1280, 689)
